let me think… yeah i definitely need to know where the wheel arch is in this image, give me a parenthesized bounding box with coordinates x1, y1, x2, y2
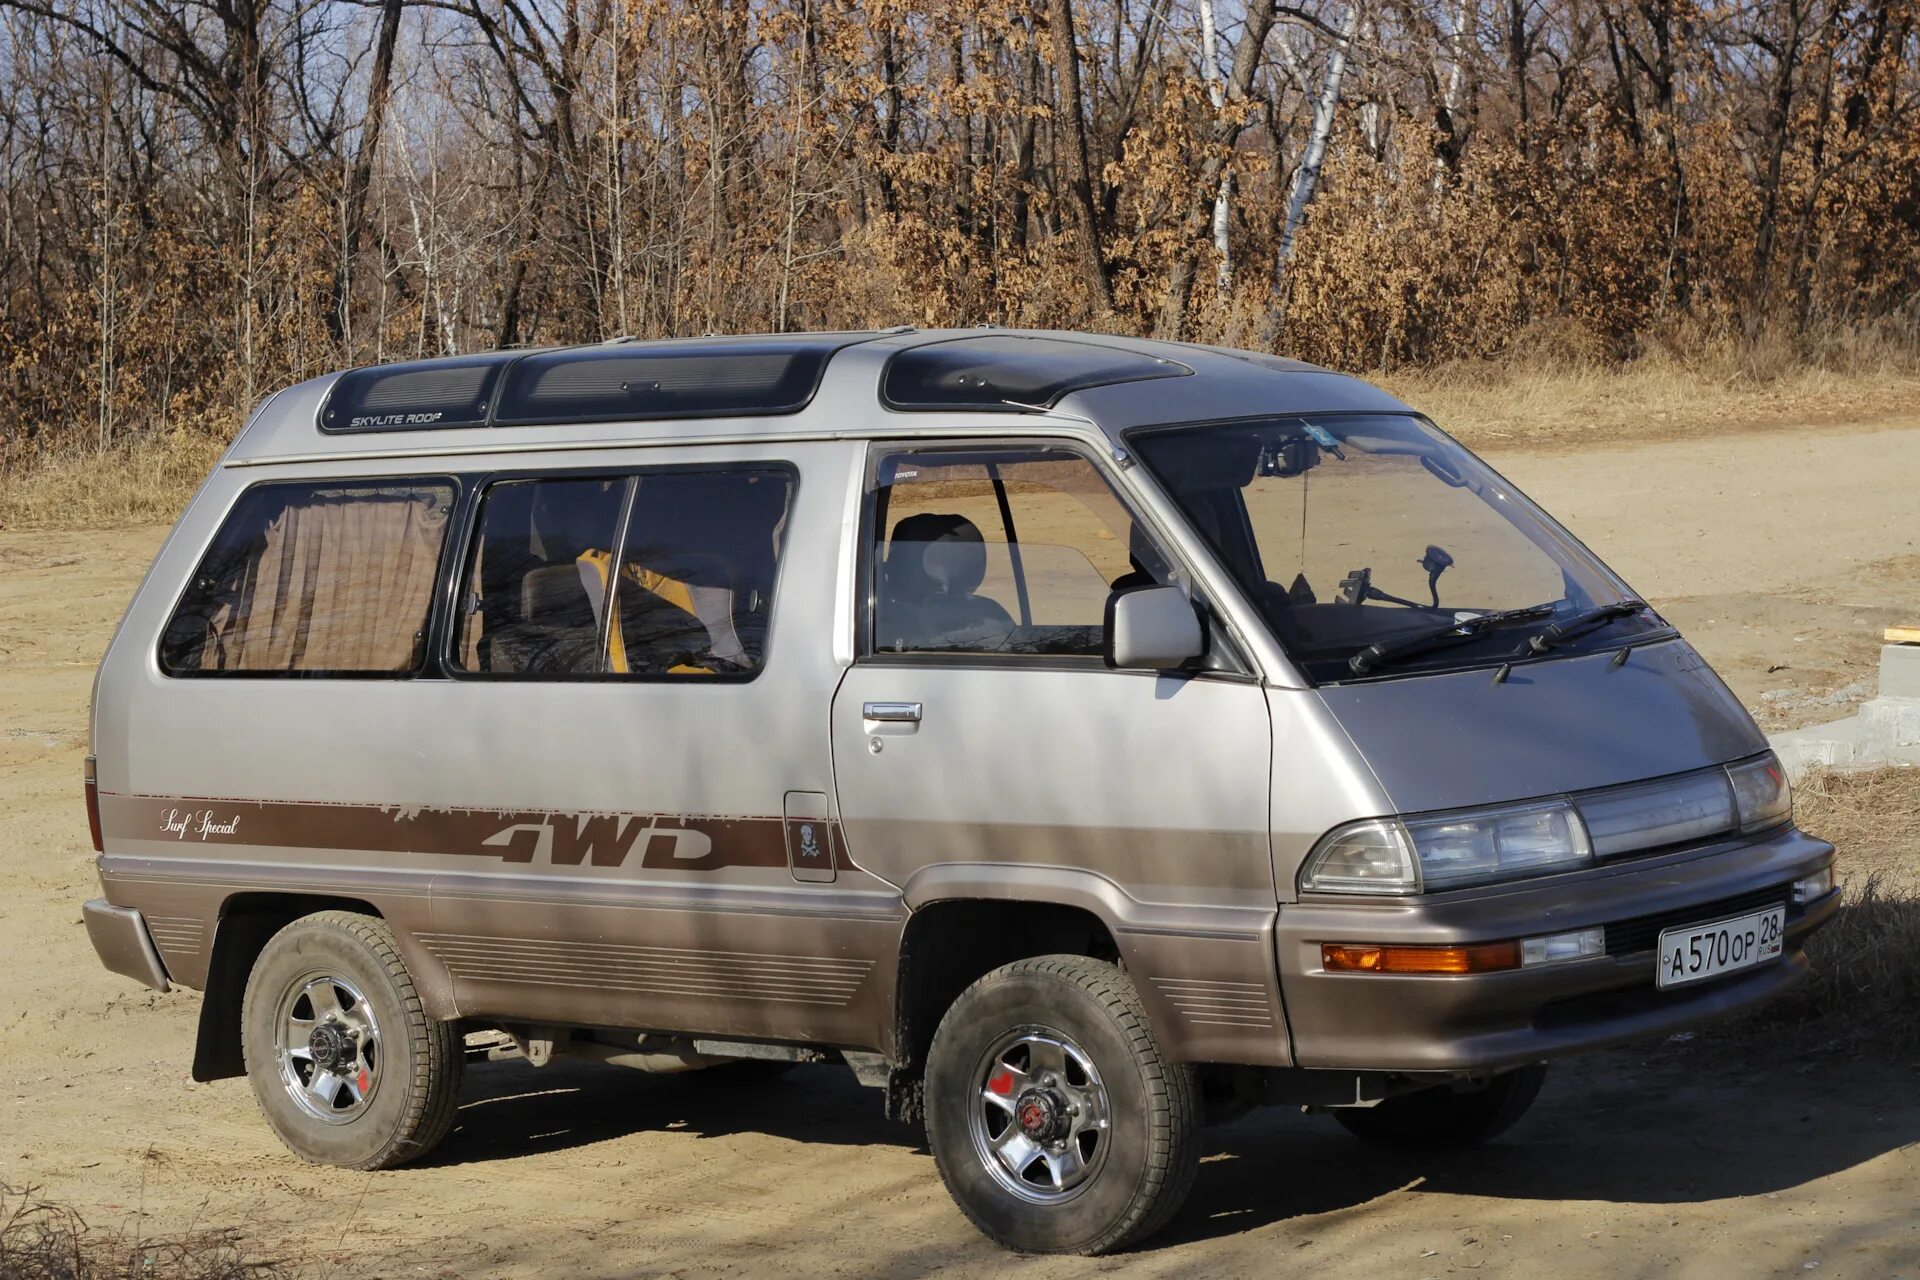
(192, 892, 452, 1083)
(889, 870, 1137, 1119)
(894, 864, 1291, 1082)
(900, 864, 1141, 929)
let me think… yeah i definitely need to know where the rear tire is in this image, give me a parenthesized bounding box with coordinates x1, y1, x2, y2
(924, 955, 1200, 1255)
(1334, 1064, 1547, 1147)
(241, 911, 462, 1170)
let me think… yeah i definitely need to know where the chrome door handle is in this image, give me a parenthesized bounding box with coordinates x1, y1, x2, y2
(862, 701, 922, 723)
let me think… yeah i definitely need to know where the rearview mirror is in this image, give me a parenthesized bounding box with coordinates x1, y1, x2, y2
(1258, 437, 1321, 478)
(1105, 586, 1205, 671)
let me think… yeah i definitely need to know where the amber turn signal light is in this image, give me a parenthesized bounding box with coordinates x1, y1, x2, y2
(1321, 941, 1522, 974)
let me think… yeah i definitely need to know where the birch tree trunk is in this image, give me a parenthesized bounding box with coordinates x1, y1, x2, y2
(1435, 0, 1471, 192)
(1274, 3, 1361, 304)
(1199, 0, 1232, 293)
(1153, 0, 1276, 337)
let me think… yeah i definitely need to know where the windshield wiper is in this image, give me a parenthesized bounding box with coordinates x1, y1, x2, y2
(1348, 603, 1558, 675)
(1525, 600, 1652, 654)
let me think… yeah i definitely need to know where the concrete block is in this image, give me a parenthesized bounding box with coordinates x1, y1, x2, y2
(1856, 695, 1920, 756)
(1769, 716, 1858, 779)
(1773, 739, 1854, 780)
(1879, 644, 1920, 699)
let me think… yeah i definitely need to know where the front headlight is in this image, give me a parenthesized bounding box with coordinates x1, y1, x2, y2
(1297, 818, 1419, 894)
(1404, 799, 1593, 890)
(1302, 799, 1593, 895)
(1726, 752, 1792, 832)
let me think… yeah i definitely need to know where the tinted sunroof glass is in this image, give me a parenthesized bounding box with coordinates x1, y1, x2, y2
(493, 339, 841, 424)
(1208, 347, 1321, 374)
(882, 336, 1189, 410)
(322, 355, 505, 431)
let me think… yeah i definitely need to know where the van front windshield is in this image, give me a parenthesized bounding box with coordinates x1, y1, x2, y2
(1129, 415, 1670, 682)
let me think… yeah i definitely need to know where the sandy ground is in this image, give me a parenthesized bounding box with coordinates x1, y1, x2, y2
(2, 422, 1917, 1277)
(1496, 424, 1920, 731)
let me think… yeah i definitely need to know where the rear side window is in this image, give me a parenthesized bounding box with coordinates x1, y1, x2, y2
(452, 477, 630, 676)
(453, 468, 794, 678)
(160, 480, 456, 676)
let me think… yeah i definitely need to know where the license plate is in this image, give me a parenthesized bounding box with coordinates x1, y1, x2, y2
(1656, 905, 1785, 989)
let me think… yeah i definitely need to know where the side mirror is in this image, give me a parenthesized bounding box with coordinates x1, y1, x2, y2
(1105, 586, 1205, 671)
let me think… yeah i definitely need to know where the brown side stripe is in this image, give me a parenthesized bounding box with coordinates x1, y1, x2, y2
(99, 793, 838, 872)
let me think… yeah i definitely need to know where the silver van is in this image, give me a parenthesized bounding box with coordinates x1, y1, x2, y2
(82, 330, 1837, 1254)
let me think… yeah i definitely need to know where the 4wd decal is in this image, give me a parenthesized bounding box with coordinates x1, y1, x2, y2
(101, 793, 827, 872)
(480, 815, 718, 867)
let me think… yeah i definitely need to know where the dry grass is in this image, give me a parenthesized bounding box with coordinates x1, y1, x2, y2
(1383, 321, 1920, 449)
(1794, 766, 1920, 886)
(0, 1183, 283, 1279)
(6, 330, 1920, 529)
(0, 434, 226, 532)
(1734, 766, 1920, 1054)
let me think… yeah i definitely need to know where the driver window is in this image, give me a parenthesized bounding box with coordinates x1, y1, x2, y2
(869, 446, 1171, 657)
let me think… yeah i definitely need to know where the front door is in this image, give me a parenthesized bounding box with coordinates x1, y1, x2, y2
(830, 440, 1284, 1064)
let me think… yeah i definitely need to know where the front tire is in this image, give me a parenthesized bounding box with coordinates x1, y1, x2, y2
(1334, 1063, 1547, 1146)
(241, 911, 462, 1170)
(924, 955, 1200, 1255)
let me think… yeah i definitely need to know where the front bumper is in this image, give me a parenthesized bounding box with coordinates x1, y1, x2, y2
(82, 898, 172, 992)
(1277, 826, 1837, 1072)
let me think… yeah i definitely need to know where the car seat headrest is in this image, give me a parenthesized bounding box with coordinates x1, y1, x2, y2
(886, 512, 989, 598)
(622, 474, 787, 588)
(530, 481, 620, 561)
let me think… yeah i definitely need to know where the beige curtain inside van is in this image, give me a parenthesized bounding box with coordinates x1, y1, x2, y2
(206, 484, 451, 672)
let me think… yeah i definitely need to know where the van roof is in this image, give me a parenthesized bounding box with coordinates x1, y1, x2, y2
(227, 328, 1416, 466)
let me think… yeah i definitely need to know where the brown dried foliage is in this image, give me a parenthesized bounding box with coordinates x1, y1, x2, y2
(0, 1183, 283, 1280)
(1, 0, 1918, 501)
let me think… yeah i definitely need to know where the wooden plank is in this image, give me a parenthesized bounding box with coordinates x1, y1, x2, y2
(1886, 626, 1920, 645)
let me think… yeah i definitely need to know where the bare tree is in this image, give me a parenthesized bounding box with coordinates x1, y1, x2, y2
(1045, 0, 1114, 313)
(1156, 0, 1277, 335)
(1274, 2, 1362, 305)
(332, 0, 406, 346)
(1200, 0, 1233, 291)
(4, 0, 1920, 472)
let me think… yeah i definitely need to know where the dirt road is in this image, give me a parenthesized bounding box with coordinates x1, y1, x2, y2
(2, 422, 1916, 1278)
(1496, 423, 1920, 731)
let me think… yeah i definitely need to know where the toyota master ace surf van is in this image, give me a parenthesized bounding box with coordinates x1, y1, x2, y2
(82, 330, 1838, 1254)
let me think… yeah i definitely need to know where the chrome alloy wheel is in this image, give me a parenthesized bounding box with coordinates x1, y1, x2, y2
(967, 1029, 1112, 1203)
(275, 972, 382, 1124)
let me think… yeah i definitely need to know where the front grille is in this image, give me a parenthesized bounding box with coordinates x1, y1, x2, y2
(1604, 884, 1793, 956)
